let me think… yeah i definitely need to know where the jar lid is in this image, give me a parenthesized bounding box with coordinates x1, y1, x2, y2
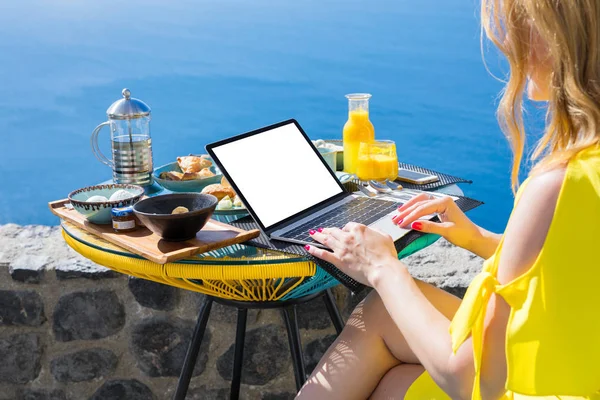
(111, 206, 134, 217)
(106, 88, 151, 120)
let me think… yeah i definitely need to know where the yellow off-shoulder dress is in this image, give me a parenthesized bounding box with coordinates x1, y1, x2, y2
(405, 146, 600, 399)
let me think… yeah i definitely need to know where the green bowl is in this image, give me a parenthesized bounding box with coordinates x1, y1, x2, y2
(154, 161, 222, 192)
(68, 184, 144, 224)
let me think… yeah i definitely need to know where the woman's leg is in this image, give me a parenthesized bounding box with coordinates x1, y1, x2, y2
(369, 364, 425, 400)
(295, 280, 461, 400)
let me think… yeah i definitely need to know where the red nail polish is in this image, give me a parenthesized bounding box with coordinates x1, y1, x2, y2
(412, 221, 423, 230)
(397, 218, 404, 225)
(304, 245, 310, 250)
(317, 227, 323, 233)
(309, 230, 315, 235)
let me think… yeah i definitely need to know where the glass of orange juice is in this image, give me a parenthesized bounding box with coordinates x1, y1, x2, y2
(356, 140, 398, 182)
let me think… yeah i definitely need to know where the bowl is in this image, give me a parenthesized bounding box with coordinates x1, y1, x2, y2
(318, 148, 337, 172)
(153, 160, 222, 192)
(68, 184, 145, 224)
(133, 193, 218, 241)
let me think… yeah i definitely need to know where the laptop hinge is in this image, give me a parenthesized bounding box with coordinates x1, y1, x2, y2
(266, 191, 352, 235)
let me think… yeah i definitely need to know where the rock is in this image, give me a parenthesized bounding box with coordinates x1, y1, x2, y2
(209, 301, 258, 324)
(296, 296, 331, 330)
(55, 258, 120, 280)
(9, 254, 48, 283)
(304, 334, 337, 373)
(51, 348, 118, 382)
(187, 385, 229, 400)
(128, 277, 178, 310)
(404, 238, 481, 296)
(0, 333, 43, 383)
(0, 290, 46, 326)
(0, 252, 9, 268)
(130, 317, 210, 377)
(262, 393, 296, 400)
(16, 389, 66, 400)
(217, 324, 288, 385)
(89, 379, 155, 400)
(53, 290, 125, 341)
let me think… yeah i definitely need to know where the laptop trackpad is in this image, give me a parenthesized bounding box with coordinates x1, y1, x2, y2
(370, 214, 410, 242)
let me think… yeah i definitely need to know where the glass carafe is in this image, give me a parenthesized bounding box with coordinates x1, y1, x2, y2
(91, 89, 154, 186)
(342, 93, 375, 174)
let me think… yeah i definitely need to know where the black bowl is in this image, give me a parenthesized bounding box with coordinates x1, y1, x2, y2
(133, 193, 218, 241)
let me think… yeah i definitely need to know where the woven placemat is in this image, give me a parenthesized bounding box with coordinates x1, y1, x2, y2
(396, 162, 472, 191)
(231, 195, 483, 293)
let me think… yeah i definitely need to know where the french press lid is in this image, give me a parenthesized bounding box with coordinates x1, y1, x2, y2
(106, 88, 151, 120)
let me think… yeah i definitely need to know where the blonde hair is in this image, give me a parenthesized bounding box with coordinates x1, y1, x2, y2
(482, 0, 600, 191)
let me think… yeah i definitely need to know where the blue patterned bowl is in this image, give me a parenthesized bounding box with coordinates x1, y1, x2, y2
(68, 184, 145, 224)
(153, 160, 222, 193)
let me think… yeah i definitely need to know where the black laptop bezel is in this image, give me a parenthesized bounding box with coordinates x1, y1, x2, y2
(205, 119, 350, 235)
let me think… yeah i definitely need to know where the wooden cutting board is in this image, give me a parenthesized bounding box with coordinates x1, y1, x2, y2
(49, 199, 260, 264)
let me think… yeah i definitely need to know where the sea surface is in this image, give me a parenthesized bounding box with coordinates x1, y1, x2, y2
(0, 0, 545, 233)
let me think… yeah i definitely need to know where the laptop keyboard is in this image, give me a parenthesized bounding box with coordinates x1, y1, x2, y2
(283, 197, 400, 243)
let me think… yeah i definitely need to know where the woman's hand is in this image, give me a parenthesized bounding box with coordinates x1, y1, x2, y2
(305, 222, 402, 286)
(391, 193, 499, 258)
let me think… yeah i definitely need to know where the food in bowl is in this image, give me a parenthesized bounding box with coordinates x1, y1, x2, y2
(158, 155, 215, 182)
(177, 155, 212, 173)
(154, 155, 222, 192)
(87, 195, 109, 202)
(171, 206, 189, 214)
(68, 184, 144, 225)
(133, 193, 218, 241)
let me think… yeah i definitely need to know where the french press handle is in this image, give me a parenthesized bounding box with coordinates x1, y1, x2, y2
(90, 121, 113, 167)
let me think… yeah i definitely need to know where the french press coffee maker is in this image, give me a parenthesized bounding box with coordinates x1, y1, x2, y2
(91, 88, 154, 186)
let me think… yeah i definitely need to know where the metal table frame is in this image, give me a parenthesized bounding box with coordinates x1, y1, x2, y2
(174, 289, 345, 400)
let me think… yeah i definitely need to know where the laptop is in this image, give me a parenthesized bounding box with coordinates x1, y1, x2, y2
(205, 119, 413, 248)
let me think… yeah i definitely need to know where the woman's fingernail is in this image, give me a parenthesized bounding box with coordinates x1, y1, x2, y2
(317, 227, 323, 233)
(304, 245, 311, 251)
(396, 218, 404, 225)
(412, 221, 423, 230)
(309, 230, 316, 235)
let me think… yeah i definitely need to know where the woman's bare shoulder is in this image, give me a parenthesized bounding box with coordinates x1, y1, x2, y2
(497, 167, 567, 283)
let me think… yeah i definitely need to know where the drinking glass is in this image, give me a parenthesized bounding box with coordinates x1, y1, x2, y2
(356, 140, 398, 182)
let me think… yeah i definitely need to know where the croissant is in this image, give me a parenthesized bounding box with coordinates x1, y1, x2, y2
(180, 168, 215, 181)
(201, 184, 236, 201)
(159, 171, 184, 181)
(177, 156, 212, 174)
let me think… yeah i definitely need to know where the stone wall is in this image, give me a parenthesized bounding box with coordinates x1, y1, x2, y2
(0, 224, 481, 400)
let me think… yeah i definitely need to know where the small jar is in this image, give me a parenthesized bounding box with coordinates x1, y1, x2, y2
(111, 206, 137, 233)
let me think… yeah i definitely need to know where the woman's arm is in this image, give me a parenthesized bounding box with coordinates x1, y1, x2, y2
(307, 168, 565, 398)
(392, 193, 502, 259)
(369, 168, 565, 398)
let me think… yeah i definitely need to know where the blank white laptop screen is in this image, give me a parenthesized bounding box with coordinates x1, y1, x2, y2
(210, 122, 343, 229)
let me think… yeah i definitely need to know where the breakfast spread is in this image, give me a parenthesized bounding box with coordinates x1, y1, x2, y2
(159, 155, 216, 181)
(202, 177, 245, 210)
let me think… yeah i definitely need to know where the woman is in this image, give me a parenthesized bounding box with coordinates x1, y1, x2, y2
(296, 1, 600, 399)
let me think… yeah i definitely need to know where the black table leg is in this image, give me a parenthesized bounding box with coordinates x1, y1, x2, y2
(323, 289, 345, 335)
(230, 308, 248, 400)
(282, 305, 307, 391)
(174, 296, 214, 400)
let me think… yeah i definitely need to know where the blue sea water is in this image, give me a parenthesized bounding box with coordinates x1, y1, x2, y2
(0, 0, 544, 233)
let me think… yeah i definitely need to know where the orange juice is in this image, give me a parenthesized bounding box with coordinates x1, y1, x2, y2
(343, 108, 375, 174)
(356, 140, 398, 181)
(356, 154, 398, 181)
